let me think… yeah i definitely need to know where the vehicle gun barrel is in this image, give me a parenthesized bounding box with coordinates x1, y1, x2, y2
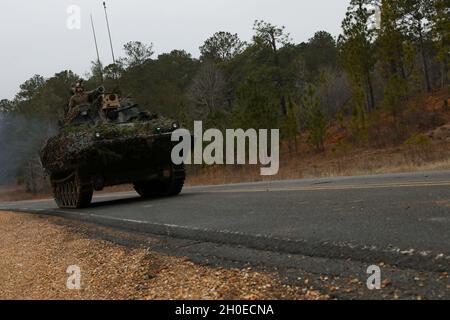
(89, 86, 105, 102)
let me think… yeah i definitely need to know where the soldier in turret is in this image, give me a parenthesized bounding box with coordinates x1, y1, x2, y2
(64, 81, 89, 125)
(68, 81, 90, 110)
(64, 81, 105, 125)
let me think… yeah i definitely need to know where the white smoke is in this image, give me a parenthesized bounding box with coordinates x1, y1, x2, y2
(0, 112, 57, 185)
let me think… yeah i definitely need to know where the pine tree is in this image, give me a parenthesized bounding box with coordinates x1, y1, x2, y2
(399, 0, 434, 91)
(431, 0, 450, 87)
(378, 0, 407, 79)
(302, 84, 327, 152)
(378, 0, 416, 114)
(338, 0, 377, 112)
(232, 83, 279, 130)
(253, 20, 292, 117)
(282, 98, 299, 153)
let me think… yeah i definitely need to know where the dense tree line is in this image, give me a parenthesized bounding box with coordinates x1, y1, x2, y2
(0, 0, 449, 184)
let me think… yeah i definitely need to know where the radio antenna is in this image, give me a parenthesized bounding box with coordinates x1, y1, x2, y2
(90, 14, 103, 82)
(103, 1, 116, 64)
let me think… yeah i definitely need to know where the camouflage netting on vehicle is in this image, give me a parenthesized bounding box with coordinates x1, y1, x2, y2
(40, 117, 176, 174)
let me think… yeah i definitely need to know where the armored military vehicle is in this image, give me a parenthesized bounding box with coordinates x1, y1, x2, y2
(40, 87, 185, 209)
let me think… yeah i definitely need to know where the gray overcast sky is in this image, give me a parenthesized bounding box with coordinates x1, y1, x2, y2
(0, 0, 350, 100)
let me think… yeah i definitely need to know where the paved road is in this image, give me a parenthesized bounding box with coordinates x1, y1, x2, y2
(1, 171, 450, 273)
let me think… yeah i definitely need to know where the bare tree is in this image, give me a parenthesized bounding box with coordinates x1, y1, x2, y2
(188, 61, 226, 115)
(317, 67, 352, 118)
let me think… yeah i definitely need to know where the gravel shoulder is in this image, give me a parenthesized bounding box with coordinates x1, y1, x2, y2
(0, 211, 326, 300)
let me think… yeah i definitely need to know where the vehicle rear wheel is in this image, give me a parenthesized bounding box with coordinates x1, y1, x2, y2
(134, 164, 185, 198)
(52, 172, 93, 209)
(166, 164, 185, 196)
(133, 180, 162, 198)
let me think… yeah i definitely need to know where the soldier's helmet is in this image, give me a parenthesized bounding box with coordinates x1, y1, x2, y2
(73, 81, 85, 94)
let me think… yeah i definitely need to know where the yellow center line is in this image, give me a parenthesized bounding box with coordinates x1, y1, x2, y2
(203, 181, 450, 194)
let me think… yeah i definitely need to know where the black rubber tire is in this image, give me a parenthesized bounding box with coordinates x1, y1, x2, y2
(134, 164, 185, 198)
(52, 172, 93, 209)
(133, 180, 164, 198)
(166, 165, 185, 196)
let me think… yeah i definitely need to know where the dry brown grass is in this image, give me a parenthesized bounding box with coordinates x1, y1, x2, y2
(186, 141, 450, 186)
(0, 211, 326, 300)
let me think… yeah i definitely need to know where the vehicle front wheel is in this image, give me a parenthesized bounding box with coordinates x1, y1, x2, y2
(51, 172, 93, 209)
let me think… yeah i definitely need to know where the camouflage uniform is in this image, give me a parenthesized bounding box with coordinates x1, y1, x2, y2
(65, 92, 90, 125)
(68, 92, 90, 110)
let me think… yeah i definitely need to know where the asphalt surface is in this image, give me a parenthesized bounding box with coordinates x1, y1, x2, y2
(1, 170, 450, 298)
